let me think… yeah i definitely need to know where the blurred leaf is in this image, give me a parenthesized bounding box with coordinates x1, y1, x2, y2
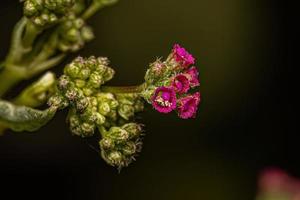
(0, 100, 56, 132)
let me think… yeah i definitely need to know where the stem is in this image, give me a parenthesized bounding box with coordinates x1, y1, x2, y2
(82, 2, 106, 20)
(22, 20, 42, 50)
(101, 83, 146, 94)
(13, 72, 56, 107)
(98, 126, 108, 137)
(0, 67, 26, 97)
(27, 54, 66, 77)
(5, 17, 28, 65)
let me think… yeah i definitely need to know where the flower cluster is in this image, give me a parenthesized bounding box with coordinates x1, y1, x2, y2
(257, 168, 300, 200)
(143, 44, 201, 119)
(99, 123, 143, 169)
(57, 14, 94, 52)
(48, 56, 115, 136)
(23, 0, 76, 27)
(48, 56, 144, 138)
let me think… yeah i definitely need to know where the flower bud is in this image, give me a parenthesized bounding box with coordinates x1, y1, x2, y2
(57, 15, 94, 52)
(23, 0, 76, 27)
(47, 93, 69, 109)
(105, 151, 123, 166)
(98, 102, 111, 116)
(121, 123, 143, 139)
(108, 127, 129, 141)
(118, 104, 134, 120)
(122, 141, 136, 156)
(99, 137, 114, 149)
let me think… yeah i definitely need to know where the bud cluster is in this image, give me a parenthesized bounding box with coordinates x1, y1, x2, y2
(23, 0, 76, 27)
(142, 44, 201, 119)
(48, 56, 144, 139)
(99, 123, 143, 169)
(47, 56, 115, 136)
(57, 14, 94, 52)
(115, 93, 144, 121)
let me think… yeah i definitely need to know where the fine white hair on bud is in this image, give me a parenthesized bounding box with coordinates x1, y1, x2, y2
(99, 123, 144, 169)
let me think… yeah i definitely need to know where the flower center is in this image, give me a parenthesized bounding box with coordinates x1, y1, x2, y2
(155, 95, 172, 107)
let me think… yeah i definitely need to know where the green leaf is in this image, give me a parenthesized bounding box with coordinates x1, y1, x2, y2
(0, 100, 57, 132)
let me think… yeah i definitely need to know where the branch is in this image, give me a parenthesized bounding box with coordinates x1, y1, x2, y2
(0, 100, 57, 132)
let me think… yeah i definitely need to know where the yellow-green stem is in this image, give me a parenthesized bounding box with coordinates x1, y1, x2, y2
(101, 84, 145, 94)
(0, 67, 25, 97)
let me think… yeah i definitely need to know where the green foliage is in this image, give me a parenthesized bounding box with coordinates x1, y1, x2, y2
(0, 100, 57, 132)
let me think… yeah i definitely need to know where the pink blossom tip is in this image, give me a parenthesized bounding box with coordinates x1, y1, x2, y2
(172, 74, 190, 94)
(177, 92, 201, 119)
(173, 44, 195, 68)
(185, 66, 200, 87)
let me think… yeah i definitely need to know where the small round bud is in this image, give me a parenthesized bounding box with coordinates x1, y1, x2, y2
(81, 26, 94, 41)
(122, 141, 136, 156)
(88, 72, 103, 88)
(106, 151, 123, 166)
(75, 97, 89, 112)
(109, 127, 129, 141)
(80, 122, 95, 136)
(118, 104, 135, 120)
(99, 138, 114, 149)
(47, 93, 69, 109)
(98, 102, 111, 116)
(122, 123, 143, 139)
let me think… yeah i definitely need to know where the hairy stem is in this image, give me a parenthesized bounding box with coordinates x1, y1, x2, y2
(101, 84, 146, 94)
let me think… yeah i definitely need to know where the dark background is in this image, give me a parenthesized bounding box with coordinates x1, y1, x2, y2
(0, 0, 292, 200)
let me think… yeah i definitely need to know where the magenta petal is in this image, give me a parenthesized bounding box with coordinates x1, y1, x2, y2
(151, 86, 177, 113)
(185, 66, 200, 87)
(173, 44, 195, 68)
(177, 92, 201, 119)
(171, 74, 190, 94)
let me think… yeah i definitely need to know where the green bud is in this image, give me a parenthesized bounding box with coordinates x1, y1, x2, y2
(47, 93, 69, 109)
(74, 79, 86, 88)
(134, 99, 144, 112)
(57, 15, 94, 52)
(106, 151, 123, 166)
(81, 26, 95, 41)
(88, 71, 103, 89)
(108, 127, 129, 141)
(58, 75, 71, 90)
(81, 122, 95, 136)
(64, 63, 81, 79)
(140, 85, 156, 104)
(122, 141, 136, 156)
(75, 97, 89, 112)
(118, 104, 134, 120)
(98, 102, 111, 116)
(23, 0, 40, 16)
(99, 137, 114, 149)
(122, 123, 143, 139)
(23, 0, 75, 27)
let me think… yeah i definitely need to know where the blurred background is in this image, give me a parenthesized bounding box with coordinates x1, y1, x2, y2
(0, 0, 292, 200)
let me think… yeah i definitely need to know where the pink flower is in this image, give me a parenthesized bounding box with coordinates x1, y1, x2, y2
(151, 86, 177, 113)
(173, 44, 195, 68)
(185, 66, 200, 87)
(177, 92, 201, 119)
(172, 74, 190, 94)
